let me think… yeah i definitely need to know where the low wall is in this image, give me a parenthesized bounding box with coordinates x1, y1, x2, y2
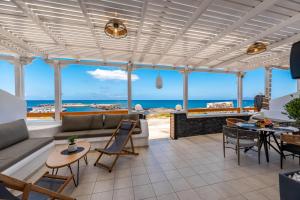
(170, 112, 252, 139)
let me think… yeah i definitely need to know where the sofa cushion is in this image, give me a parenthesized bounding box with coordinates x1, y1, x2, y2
(0, 137, 53, 171)
(90, 115, 104, 130)
(103, 114, 140, 129)
(103, 115, 123, 129)
(0, 119, 29, 150)
(62, 115, 103, 132)
(54, 128, 142, 140)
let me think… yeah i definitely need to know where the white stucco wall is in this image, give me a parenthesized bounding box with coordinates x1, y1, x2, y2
(0, 89, 26, 123)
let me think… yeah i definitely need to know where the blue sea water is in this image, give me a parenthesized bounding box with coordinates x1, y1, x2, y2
(27, 100, 254, 112)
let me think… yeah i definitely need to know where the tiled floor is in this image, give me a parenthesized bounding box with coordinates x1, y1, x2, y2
(33, 134, 300, 200)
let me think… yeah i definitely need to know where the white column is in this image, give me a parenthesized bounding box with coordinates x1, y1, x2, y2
(297, 79, 300, 92)
(183, 69, 189, 112)
(54, 61, 62, 121)
(14, 57, 32, 99)
(237, 72, 244, 111)
(264, 67, 272, 101)
(127, 64, 133, 113)
(14, 61, 24, 98)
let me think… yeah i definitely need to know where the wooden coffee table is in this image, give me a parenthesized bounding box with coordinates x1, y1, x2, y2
(46, 141, 91, 186)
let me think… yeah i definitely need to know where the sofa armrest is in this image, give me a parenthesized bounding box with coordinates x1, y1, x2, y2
(139, 119, 149, 137)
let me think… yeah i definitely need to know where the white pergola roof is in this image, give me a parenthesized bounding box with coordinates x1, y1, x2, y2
(0, 0, 300, 72)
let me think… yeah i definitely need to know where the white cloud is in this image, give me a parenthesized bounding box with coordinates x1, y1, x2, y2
(87, 69, 139, 81)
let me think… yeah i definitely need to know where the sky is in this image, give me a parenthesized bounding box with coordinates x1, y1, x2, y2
(0, 58, 297, 100)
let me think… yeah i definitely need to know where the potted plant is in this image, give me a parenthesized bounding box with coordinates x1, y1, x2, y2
(284, 98, 300, 127)
(67, 136, 78, 152)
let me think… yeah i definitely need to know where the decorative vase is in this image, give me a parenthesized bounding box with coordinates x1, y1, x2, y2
(68, 143, 77, 152)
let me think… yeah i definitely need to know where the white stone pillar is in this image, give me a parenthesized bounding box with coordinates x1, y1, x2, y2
(297, 79, 300, 92)
(127, 63, 133, 113)
(237, 72, 244, 111)
(264, 67, 272, 101)
(14, 57, 32, 99)
(54, 61, 62, 121)
(183, 69, 189, 112)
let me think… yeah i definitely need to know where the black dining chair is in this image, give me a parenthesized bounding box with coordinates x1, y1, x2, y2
(223, 125, 261, 165)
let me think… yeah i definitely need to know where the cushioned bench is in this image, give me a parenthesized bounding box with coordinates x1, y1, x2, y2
(0, 119, 54, 179)
(0, 137, 53, 171)
(53, 114, 148, 148)
(54, 128, 142, 140)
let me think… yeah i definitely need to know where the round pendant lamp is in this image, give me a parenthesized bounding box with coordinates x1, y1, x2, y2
(104, 19, 127, 39)
(246, 42, 267, 55)
(156, 73, 163, 89)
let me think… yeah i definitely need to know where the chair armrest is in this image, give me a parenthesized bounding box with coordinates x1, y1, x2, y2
(281, 134, 300, 146)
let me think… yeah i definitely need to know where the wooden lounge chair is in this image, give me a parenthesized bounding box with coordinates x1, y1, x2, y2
(0, 172, 74, 200)
(94, 120, 139, 172)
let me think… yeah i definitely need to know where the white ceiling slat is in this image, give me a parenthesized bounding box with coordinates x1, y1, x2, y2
(199, 12, 300, 67)
(0, 0, 299, 71)
(0, 39, 27, 56)
(138, 0, 182, 63)
(177, 0, 279, 66)
(0, 25, 42, 56)
(210, 25, 300, 69)
(11, 0, 77, 57)
(131, 0, 149, 62)
(77, 0, 105, 61)
(154, 0, 213, 65)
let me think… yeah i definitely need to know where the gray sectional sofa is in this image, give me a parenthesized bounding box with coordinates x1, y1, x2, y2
(0, 119, 54, 179)
(0, 113, 149, 179)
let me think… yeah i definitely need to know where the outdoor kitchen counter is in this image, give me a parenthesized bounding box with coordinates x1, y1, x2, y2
(170, 112, 252, 139)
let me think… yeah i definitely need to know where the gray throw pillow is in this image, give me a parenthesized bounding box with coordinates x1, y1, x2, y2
(0, 119, 29, 150)
(90, 114, 104, 130)
(62, 115, 91, 132)
(103, 115, 123, 129)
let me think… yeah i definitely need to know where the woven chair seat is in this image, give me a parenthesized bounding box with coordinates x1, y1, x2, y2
(227, 137, 256, 148)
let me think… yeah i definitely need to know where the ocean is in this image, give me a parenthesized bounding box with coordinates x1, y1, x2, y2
(27, 100, 254, 112)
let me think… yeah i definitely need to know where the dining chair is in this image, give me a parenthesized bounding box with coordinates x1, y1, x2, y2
(223, 125, 261, 165)
(280, 134, 300, 169)
(226, 118, 246, 127)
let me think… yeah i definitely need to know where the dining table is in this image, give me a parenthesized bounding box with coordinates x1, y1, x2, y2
(236, 122, 299, 162)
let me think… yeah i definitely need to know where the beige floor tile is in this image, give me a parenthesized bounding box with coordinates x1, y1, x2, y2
(157, 193, 179, 200)
(152, 180, 174, 196)
(242, 191, 270, 200)
(74, 194, 92, 200)
(72, 182, 95, 196)
(164, 169, 182, 180)
(113, 177, 132, 189)
(133, 184, 156, 200)
(185, 175, 208, 188)
(176, 189, 201, 200)
(199, 172, 223, 185)
(169, 178, 191, 192)
(178, 167, 197, 177)
(113, 187, 134, 200)
(194, 185, 223, 200)
(210, 182, 240, 198)
(131, 166, 147, 176)
(149, 172, 167, 183)
(132, 174, 151, 186)
(91, 190, 113, 200)
(93, 180, 114, 193)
